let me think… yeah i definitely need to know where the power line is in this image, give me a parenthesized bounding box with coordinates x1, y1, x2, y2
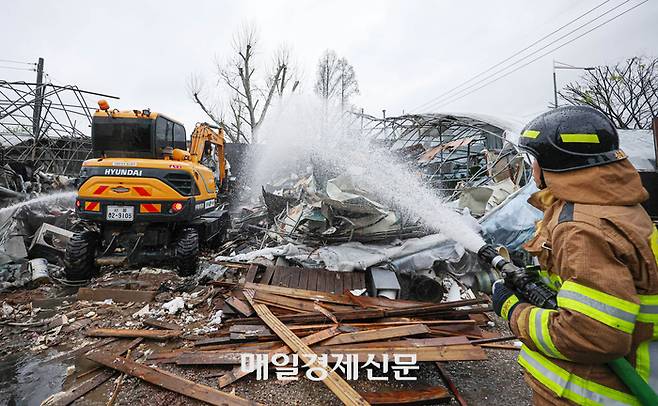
(0, 58, 35, 65)
(419, 0, 637, 113)
(411, 0, 613, 112)
(430, 0, 648, 111)
(0, 65, 36, 72)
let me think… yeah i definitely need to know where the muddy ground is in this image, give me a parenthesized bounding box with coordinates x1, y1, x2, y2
(0, 266, 531, 406)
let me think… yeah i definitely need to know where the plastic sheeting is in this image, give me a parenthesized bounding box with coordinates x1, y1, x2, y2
(479, 182, 542, 250)
(292, 234, 464, 272)
(215, 243, 310, 263)
(215, 233, 465, 273)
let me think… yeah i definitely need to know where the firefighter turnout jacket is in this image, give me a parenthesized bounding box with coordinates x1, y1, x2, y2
(509, 159, 658, 405)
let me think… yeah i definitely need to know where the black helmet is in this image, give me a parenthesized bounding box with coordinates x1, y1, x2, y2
(519, 105, 626, 172)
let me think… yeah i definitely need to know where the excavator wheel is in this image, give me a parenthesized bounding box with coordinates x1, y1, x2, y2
(64, 231, 100, 281)
(175, 228, 200, 277)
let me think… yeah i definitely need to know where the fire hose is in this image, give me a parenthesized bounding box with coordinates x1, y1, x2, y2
(477, 244, 658, 406)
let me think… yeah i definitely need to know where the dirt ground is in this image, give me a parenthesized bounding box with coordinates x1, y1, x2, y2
(0, 266, 532, 406)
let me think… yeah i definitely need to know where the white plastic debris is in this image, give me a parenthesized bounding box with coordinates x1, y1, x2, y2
(66, 365, 76, 376)
(102, 299, 113, 305)
(1, 302, 14, 317)
(208, 310, 223, 325)
(446, 282, 462, 302)
(349, 288, 367, 296)
(162, 297, 185, 314)
(132, 304, 150, 318)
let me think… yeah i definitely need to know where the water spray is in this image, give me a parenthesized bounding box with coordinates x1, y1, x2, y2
(247, 96, 486, 253)
(0, 191, 77, 217)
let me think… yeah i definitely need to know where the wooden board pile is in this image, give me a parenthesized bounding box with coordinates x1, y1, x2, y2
(44, 264, 508, 406)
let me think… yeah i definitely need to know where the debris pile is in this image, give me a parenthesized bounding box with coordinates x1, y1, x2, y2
(1, 162, 74, 197)
(0, 261, 520, 405)
(0, 190, 78, 292)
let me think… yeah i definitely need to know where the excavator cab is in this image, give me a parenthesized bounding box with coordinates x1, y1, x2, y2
(65, 101, 230, 281)
(92, 111, 187, 159)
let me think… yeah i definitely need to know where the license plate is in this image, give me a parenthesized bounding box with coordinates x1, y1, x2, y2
(106, 205, 134, 222)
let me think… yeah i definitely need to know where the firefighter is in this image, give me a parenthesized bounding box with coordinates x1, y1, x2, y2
(492, 105, 658, 405)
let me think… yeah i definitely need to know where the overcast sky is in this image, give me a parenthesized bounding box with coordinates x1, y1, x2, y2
(2, 0, 657, 133)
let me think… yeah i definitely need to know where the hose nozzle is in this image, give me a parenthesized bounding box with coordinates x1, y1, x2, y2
(477, 244, 499, 265)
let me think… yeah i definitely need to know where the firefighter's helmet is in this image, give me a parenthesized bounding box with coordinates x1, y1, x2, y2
(519, 106, 626, 172)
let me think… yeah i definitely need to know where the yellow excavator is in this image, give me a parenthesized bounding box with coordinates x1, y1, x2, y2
(65, 100, 230, 279)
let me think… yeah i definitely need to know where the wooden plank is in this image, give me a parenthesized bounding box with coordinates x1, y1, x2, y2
(322, 324, 431, 346)
(229, 324, 271, 341)
(245, 282, 355, 305)
(479, 343, 519, 350)
(324, 336, 469, 350)
(229, 325, 272, 334)
(345, 320, 475, 328)
(253, 291, 357, 313)
(77, 288, 155, 303)
(42, 338, 142, 406)
(270, 266, 283, 286)
(218, 326, 340, 388)
(314, 269, 328, 292)
(307, 267, 319, 291)
(359, 386, 450, 405)
(435, 362, 468, 406)
(225, 296, 255, 317)
(244, 289, 370, 406)
(343, 272, 355, 291)
(347, 293, 435, 310)
(244, 264, 259, 283)
(336, 273, 345, 294)
(86, 328, 181, 340)
(197, 341, 281, 353)
(324, 270, 336, 294)
(223, 309, 386, 326)
(382, 299, 488, 318)
(42, 370, 117, 406)
(288, 267, 302, 289)
(260, 266, 275, 285)
(276, 267, 292, 287)
(356, 272, 365, 290)
(317, 344, 487, 362)
(143, 318, 182, 331)
(87, 350, 260, 406)
(178, 352, 252, 365)
(298, 267, 310, 290)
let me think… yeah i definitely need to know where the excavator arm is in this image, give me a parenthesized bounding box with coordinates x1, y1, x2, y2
(188, 123, 226, 187)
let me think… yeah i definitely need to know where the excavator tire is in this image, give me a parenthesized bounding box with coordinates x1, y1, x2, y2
(64, 231, 100, 281)
(176, 228, 200, 277)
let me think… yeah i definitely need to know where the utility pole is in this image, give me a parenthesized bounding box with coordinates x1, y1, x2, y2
(32, 57, 45, 138)
(31, 57, 45, 161)
(552, 69, 558, 109)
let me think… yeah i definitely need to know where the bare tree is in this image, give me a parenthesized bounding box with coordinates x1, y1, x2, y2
(337, 57, 359, 110)
(187, 74, 240, 142)
(314, 50, 359, 110)
(559, 56, 658, 129)
(271, 45, 300, 97)
(315, 50, 340, 100)
(190, 25, 298, 143)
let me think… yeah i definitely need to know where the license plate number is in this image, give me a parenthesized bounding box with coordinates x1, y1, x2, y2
(106, 205, 134, 221)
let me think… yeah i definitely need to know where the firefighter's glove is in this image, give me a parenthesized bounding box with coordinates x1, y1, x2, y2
(492, 280, 525, 321)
